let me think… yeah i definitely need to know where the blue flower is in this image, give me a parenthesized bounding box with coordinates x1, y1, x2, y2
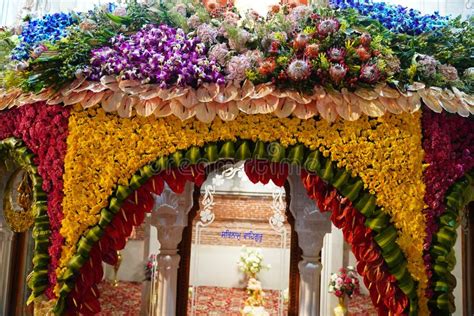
(330, 0, 450, 35)
(11, 12, 79, 61)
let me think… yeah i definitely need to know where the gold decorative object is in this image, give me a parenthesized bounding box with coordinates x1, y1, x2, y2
(32, 296, 56, 316)
(334, 296, 348, 316)
(113, 251, 123, 287)
(3, 169, 34, 232)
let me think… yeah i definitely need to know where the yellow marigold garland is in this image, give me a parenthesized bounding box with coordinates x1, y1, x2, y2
(60, 105, 426, 311)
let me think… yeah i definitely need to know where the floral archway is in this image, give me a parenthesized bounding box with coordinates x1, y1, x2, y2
(0, 0, 472, 315)
(55, 133, 416, 315)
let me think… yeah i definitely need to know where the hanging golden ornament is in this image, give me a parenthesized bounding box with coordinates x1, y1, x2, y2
(3, 168, 35, 232)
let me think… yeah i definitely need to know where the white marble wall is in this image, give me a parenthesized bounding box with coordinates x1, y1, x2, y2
(189, 245, 291, 290)
(104, 239, 147, 282)
(320, 224, 343, 316)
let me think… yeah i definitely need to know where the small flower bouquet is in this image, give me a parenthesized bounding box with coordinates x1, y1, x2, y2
(144, 254, 158, 281)
(328, 266, 360, 299)
(238, 247, 271, 279)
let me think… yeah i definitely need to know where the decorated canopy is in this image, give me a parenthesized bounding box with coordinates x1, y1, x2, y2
(0, 0, 473, 315)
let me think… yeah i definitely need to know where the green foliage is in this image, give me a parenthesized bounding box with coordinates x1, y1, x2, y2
(24, 26, 116, 92)
(422, 16, 474, 70)
(384, 16, 473, 92)
(0, 30, 18, 88)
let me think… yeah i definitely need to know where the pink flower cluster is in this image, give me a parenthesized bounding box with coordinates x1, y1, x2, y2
(422, 110, 474, 298)
(0, 102, 70, 298)
(328, 266, 361, 298)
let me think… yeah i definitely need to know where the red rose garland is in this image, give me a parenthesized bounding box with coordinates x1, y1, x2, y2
(0, 102, 70, 298)
(422, 111, 474, 300)
(301, 170, 409, 315)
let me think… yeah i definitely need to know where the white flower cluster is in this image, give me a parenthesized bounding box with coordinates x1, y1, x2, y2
(238, 247, 271, 277)
(242, 306, 270, 316)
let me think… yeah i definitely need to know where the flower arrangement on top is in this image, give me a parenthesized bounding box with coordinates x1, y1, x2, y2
(246, 9, 396, 92)
(0, 0, 472, 119)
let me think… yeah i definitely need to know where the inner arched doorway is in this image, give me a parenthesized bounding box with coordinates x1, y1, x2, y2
(0, 165, 35, 316)
(174, 162, 305, 315)
(146, 160, 332, 316)
(58, 139, 416, 316)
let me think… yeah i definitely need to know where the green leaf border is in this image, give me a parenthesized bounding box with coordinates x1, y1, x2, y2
(429, 170, 474, 314)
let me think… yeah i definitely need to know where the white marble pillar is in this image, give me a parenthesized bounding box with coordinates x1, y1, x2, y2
(146, 183, 195, 316)
(287, 171, 332, 316)
(298, 257, 323, 316)
(0, 166, 14, 316)
(0, 227, 14, 316)
(155, 253, 181, 316)
(295, 226, 328, 316)
(320, 225, 344, 315)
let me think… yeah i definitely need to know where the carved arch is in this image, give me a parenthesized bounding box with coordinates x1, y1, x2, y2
(173, 162, 318, 315)
(0, 137, 50, 304)
(54, 139, 418, 315)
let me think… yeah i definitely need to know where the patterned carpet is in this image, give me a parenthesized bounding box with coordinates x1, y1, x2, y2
(187, 286, 287, 315)
(97, 281, 376, 315)
(98, 281, 142, 316)
(348, 295, 377, 316)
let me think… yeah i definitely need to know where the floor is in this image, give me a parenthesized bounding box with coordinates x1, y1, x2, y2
(97, 281, 377, 315)
(98, 281, 143, 316)
(187, 286, 287, 315)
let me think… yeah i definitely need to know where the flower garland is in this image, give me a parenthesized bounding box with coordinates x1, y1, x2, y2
(427, 172, 474, 314)
(329, 0, 449, 35)
(422, 111, 474, 246)
(421, 110, 474, 313)
(61, 106, 425, 308)
(302, 171, 412, 314)
(314, 111, 427, 308)
(0, 102, 70, 298)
